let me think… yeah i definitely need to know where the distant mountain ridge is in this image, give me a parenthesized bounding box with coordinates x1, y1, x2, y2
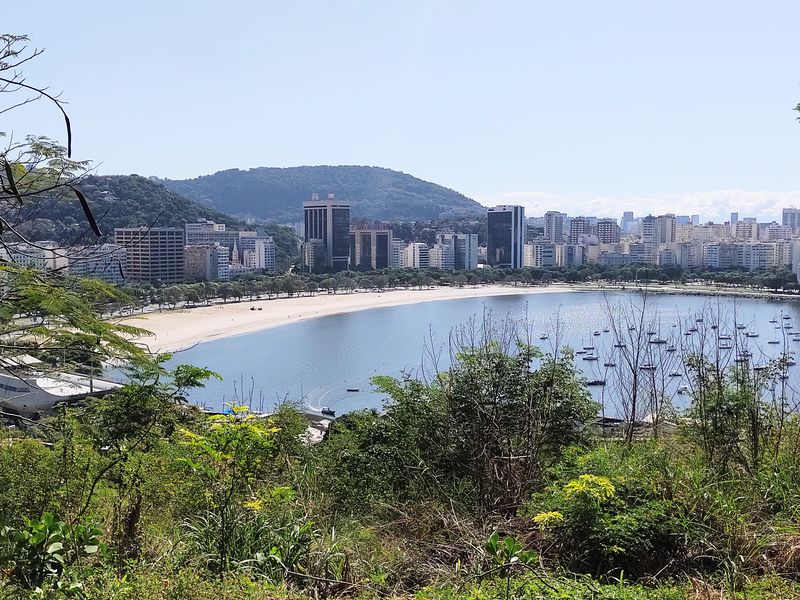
(161, 165, 484, 222)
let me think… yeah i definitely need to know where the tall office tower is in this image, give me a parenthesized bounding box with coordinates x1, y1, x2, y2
(691, 214, 700, 226)
(675, 215, 691, 225)
(620, 211, 634, 233)
(730, 212, 739, 225)
(782, 207, 800, 230)
(436, 232, 479, 270)
(543, 211, 565, 243)
(114, 227, 185, 283)
(348, 223, 393, 270)
(596, 218, 620, 244)
(486, 205, 525, 268)
(404, 242, 430, 269)
(568, 216, 590, 244)
(303, 193, 351, 272)
(655, 214, 677, 243)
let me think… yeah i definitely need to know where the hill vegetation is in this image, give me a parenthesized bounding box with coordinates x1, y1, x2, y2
(14, 175, 300, 267)
(16, 175, 241, 244)
(161, 165, 485, 222)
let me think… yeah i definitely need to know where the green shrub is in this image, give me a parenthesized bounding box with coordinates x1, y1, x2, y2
(0, 512, 105, 597)
(527, 443, 689, 576)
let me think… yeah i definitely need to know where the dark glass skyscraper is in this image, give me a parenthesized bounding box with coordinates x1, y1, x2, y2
(303, 193, 351, 272)
(349, 223, 392, 270)
(486, 205, 525, 268)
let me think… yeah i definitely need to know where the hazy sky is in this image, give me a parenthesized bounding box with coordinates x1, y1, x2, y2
(6, 1, 800, 222)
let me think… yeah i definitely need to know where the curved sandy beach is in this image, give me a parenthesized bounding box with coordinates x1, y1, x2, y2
(123, 285, 575, 353)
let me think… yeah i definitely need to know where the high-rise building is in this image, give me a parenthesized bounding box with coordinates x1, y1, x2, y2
(596, 218, 620, 244)
(303, 193, 351, 272)
(185, 220, 255, 264)
(302, 240, 327, 273)
(620, 211, 634, 233)
(252, 237, 277, 272)
(543, 211, 565, 243)
(782, 207, 800, 230)
(734, 221, 759, 241)
(390, 240, 406, 268)
(436, 232, 478, 270)
(404, 243, 429, 269)
(568, 216, 590, 244)
(655, 214, 677, 243)
(428, 243, 455, 269)
(114, 227, 185, 283)
(555, 244, 584, 267)
(184, 244, 230, 281)
(691, 215, 700, 226)
(523, 243, 555, 268)
(349, 223, 392, 270)
(730, 212, 739, 225)
(487, 205, 525, 268)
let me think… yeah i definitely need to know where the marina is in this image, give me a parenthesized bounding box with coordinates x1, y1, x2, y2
(166, 290, 800, 417)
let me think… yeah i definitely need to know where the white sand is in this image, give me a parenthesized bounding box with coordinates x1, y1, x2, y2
(122, 285, 575, 353)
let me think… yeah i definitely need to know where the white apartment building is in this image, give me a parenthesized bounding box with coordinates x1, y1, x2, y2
(404, 243, 429, 269)
(390, 240, 406, 268)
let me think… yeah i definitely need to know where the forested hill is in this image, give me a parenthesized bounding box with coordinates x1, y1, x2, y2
(161, 165, 485, 222)
(18, 175, 245, 244)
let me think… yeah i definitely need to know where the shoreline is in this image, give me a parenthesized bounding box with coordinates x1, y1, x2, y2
(122, 285, 576, 353)
(120, 282, 800, 353)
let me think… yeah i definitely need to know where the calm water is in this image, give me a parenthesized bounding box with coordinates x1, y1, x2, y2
(167, 290, 800, 415)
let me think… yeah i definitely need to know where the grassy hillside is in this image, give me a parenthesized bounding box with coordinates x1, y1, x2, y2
(162, 165, 485, 222)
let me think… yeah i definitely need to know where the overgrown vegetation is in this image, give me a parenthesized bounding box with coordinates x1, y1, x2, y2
(4, 303, 800, 598)
(4, 32, 800, 599)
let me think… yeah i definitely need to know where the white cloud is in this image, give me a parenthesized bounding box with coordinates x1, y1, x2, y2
(475, 189, 800, 223)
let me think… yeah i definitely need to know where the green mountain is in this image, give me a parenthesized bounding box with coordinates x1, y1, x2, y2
(161, 165, 484, 222)
(18, 175, 300, 266)
(19, 175, 241, 244)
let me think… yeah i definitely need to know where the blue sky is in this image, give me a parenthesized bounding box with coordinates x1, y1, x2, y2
(6, 1, 800, 222)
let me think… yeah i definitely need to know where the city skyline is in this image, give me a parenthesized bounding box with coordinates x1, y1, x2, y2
(6, 1, 800, 225)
